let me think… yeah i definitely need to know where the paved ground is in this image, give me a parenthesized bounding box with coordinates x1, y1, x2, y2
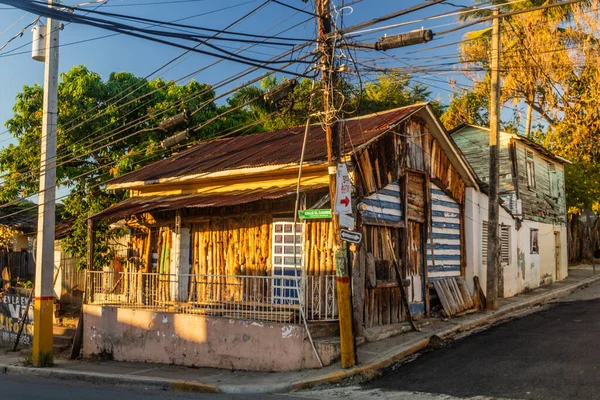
(2, 267, 598, 397)
(299, 274, 600, 400)
(0, 374, 284, 400)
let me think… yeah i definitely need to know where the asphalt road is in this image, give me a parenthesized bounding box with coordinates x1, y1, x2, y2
(0, 374, 286, 400)
(4, 279, 600, 400)
(360, 280, 600, 400)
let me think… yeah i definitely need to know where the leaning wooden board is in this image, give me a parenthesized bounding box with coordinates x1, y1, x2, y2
(433, 276, 475, 317)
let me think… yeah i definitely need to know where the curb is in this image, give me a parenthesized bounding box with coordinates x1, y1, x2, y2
(0, 364, 219, 393)
(1, 274, 598, 394)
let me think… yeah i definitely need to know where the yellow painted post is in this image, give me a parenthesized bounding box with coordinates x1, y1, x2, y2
(335, 274, 356, 368)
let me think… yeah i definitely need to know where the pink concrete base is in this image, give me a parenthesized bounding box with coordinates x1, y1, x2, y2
(83, 305, 324, 371)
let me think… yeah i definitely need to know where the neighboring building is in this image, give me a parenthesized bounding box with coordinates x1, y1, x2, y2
(452, 125, 570, 298)
(85, 103, 479, 371)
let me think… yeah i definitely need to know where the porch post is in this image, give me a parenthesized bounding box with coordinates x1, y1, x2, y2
(171, 210, 190, 302)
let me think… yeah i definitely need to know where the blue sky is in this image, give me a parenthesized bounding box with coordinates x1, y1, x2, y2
(0, 1, 480, 132)
(0, 0, 496, 202)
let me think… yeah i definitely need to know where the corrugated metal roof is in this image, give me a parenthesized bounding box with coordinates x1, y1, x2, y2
(109, 105, 424, 185)
(90, 185, 328, 221)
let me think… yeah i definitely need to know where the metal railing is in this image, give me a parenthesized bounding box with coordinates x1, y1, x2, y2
(85, 271, 338, 324)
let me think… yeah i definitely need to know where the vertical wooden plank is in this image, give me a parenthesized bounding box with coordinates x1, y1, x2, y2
(424, 173, 431, 317)
(351, 246, 366, 336)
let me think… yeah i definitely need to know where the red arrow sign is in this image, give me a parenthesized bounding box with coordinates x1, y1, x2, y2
(340, 196, 350, 207)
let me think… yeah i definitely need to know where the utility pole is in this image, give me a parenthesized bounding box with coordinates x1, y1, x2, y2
(33, 0, 60, 366)
(486, 8, 501, 310)
(317, 0, 355, 368)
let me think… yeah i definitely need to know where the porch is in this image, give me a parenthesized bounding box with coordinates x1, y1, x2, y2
(85, 270, 338, 324)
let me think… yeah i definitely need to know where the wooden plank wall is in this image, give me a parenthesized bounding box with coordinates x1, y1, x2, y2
(190, 216, 273, 277)
(351, 117, 470, 330)
(305, 220, 335, 277)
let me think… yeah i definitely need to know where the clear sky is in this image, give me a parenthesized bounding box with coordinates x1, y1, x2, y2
(0, 1, 479, 133)
(0, 0, 495, 204)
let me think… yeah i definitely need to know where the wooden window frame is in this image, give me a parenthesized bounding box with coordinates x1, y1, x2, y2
(530, 228, 539, 254)
(526, 151, 536, 190)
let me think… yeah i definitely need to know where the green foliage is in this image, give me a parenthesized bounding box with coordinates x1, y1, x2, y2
(230, 73, 443, 132)
(0, 66, 224, 268)
(441, 89, 489, 131)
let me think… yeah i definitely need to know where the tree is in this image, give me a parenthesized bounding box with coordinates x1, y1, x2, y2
(444, 1, 600, 214)
(0, 66, 222, 268)
(229, 73, 443, 132)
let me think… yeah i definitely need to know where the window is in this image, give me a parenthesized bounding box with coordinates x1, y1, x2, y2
(548, 163, 557, 198)
(530, 229, 539, 254)
(526, 151, 536, 189)
(500, 225, 510, 265)
(482, 221, 488, 266)
(481, 221, 510, 266)
(272, 221, 304, 304)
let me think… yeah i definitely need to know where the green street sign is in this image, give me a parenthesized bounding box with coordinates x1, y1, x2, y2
(298, 209, 332, 219)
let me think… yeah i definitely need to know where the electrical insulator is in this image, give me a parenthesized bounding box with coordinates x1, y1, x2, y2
(264, 79, 298, 104)
(158, 110, 191, 131)
(375, 29, 434, 51)
(161, 129, 190, 149)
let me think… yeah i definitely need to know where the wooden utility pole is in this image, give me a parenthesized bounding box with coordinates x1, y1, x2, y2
(486, 8, 501, 310)
(317, 0, 355, 368)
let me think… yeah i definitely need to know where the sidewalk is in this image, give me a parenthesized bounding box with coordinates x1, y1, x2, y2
(2, 267, 599, 394)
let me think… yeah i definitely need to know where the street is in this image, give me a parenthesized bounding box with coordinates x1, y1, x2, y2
(294, 279, 600, 400)
(3, 280, 600, 400)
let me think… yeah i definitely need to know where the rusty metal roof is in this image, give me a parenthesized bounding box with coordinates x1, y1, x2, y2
(91, 185, 328, 221)
(109, 104, 424, 185)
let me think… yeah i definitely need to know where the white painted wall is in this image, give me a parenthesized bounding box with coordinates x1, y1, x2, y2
(465, 189, 568, 299)
(464, 189, 518, 298)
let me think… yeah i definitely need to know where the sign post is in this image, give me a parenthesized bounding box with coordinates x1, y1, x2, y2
(334, 164, 352, 215)
(298, 209, 332, 220)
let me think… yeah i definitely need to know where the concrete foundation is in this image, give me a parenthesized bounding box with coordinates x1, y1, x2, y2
(83, 305, 328, 371)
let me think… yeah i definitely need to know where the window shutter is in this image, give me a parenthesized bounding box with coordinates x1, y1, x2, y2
(500, 226, 510, 265)
(482, 221, 488, 266)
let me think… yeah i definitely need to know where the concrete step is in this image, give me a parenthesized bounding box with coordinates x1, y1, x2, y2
(53, 343, 70, 354)
(313, 336, 366, 366)
(308, 321, 339, 339)
(53, 334, 74, 347)
(53, 326, 76, 337)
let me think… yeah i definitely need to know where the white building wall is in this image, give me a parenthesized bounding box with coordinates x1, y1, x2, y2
(465, 189, 569, 299)
(464, 189, 518, 298)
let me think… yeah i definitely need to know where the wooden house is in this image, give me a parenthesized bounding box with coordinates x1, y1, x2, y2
(84, 103, 478, 371)
(452, 125, 570, 297)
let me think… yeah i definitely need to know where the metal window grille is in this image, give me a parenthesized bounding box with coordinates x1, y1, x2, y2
(271, 221, 304, 305)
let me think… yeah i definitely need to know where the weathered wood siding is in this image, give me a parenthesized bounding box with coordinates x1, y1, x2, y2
(427, 183, 462, 281)
(352, 117, 469, 327)
(451, 125, 514, 193)
(513, 141, 567, 225)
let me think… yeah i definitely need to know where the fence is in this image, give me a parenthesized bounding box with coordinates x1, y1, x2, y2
(59, 255, 85, 305)
(85, 271, 338, 324)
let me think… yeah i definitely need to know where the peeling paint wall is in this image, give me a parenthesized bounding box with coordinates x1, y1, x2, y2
(465, 189, 567, 298)
(83, 306, 325, 371)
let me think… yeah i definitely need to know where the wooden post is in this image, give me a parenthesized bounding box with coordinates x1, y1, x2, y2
(317, 0, 355, 368)
(486, 8, 501, 310)
(87, 218, 96, 271)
